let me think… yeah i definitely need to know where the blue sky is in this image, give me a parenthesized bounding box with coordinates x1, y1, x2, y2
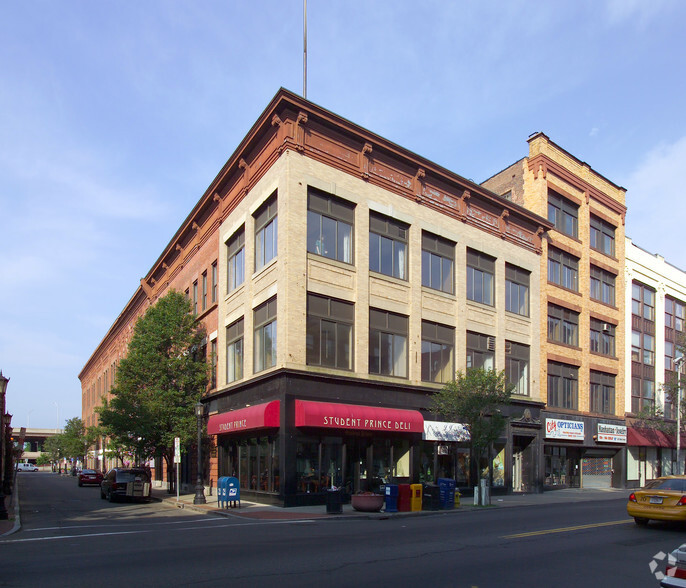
(1, 0, 686, 429)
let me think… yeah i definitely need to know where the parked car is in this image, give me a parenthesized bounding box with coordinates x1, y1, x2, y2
(661, 543, 686, 587)
(627, 475, 686, 525)
(78, 469, 103, 487)
(16, 462, 39, 472)
(100, 468, 151, 502)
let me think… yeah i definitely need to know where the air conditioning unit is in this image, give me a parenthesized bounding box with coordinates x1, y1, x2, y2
(487, 336, 496, 352)
(504, 341, 512, 354)
(602, 323, 612, 332)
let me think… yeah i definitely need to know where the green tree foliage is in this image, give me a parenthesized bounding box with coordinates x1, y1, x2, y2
(60, 417, 98, 463)
(431, 368, 513, 500)
(97, 290, 208, 492)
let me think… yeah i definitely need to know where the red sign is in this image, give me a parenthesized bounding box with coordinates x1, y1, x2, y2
(208, 401, 280, 435)
(295, 400, 423, 433)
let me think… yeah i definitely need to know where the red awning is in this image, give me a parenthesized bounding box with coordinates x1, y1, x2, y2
(627, 427, 683, 448)
(295, 400, 423, 433)
(208, 401, 280, 435)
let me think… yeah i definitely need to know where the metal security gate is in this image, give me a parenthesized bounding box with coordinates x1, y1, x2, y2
(582, 456, 612, 488)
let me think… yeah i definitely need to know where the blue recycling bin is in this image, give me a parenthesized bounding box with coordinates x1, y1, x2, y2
(384, 484, 399, 512)
(226, 476, 240, 508)
(437, 478, 456, 509)
(217, 476, 229, 508)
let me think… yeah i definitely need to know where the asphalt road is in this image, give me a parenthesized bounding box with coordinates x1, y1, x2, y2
(1, 472, 684, 587)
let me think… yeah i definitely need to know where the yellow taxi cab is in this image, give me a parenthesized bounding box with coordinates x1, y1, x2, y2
(627, 475, 686, 526)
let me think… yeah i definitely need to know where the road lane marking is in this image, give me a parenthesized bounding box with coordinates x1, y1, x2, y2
(502, 519, 632, 539)
(1, 519, 315, 544)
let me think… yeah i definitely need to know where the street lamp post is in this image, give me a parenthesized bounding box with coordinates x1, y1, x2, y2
(193, 401, 206, 505)
(0, 371, 10, 520)
(675, 357, 684, 476)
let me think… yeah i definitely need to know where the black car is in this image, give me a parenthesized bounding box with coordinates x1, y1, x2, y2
(100, 468, 151, 502)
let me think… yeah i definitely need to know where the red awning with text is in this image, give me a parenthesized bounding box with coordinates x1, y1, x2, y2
(208, 401, 280, 435)
(295, 400, 423, 433)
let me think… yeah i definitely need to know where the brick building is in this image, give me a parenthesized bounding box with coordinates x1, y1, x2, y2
(483, 133, 627, 489)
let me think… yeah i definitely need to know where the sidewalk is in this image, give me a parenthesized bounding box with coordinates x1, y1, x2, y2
(151, 486, 629, 521)
(0, 482, 21, 537)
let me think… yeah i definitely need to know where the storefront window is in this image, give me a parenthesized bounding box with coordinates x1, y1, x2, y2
(321, 437, 342, 489)
(223, 436, 279, 493)
(371, 439, 391, 493)
(296, 438, 320, 493)
(492, 447, 505, 487)
(392, 439, 410, 481)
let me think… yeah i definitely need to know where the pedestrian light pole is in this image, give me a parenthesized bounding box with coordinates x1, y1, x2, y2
(193, 401, 206, 505)
(675, 357, 684, 475)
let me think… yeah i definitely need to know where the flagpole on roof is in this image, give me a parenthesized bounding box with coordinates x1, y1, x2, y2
(303, 0, 307, 99)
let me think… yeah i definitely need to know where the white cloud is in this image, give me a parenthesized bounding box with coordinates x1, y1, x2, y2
(625, 136, 686, 268)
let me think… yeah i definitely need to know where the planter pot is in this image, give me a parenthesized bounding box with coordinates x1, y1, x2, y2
(351, 493, 384, 512)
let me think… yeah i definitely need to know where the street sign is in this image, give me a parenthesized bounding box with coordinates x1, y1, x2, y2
(174, 436, 180, 464)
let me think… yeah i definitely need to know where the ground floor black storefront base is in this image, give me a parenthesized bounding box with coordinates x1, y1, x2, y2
(205, 370, 573, 507)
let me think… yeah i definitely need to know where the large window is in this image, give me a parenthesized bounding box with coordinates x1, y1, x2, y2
(632, 330, 655, 366)
(589, 318, 615, 357)
(506, 341, 529, 396)
(466, 249, 495, 306)
(369, 213, 408, 280)
(211, 262, 218, 303)
(369, 309, 408, 378)
(665, 296, 685, 332)
(421, 320, 454, 383)
(590, 215, 615, 257)
(547, 361, 578, 410)
(254, 298, 277, 373)
(421, 232, 454, 294)
(306, 294, 353, 370)
(226, 318, 244, 384)
(632, 282, 655, 321)
(227, 227, 245, 294)
(590, 371, 615, 414)
(255, 194, 278, 271)
(547, 189, 578, 238)
(505, 264, 530, 316)
(590, 266, 616, 306)
(632, 377, 655, 413)
(547, 303, 579, 347)
(307, 188, 354, 264)
(466, 331, 494, 371)
(548, 247, 579, 291)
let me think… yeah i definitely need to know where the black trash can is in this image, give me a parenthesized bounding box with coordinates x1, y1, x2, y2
(422, 484, 441, 511)
(326, 489, 343, 514)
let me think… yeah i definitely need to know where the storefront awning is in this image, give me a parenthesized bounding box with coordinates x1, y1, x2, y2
(295, 400, 423, 433)
(423, 420, 470, 442)
(627, 426, 679, 448)
(208, 400, 280, 435)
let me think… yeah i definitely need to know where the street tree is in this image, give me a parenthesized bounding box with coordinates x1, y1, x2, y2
(60, 417, 98, 466)
(97, 290, 208, 492)
(431, 368, 513, 504)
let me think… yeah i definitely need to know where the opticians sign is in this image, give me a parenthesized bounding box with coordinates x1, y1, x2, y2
(597, 423, 627, 444)
(545, 418, 584, 441)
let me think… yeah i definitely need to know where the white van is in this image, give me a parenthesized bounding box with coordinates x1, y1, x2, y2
(16, 462, 39, 472)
